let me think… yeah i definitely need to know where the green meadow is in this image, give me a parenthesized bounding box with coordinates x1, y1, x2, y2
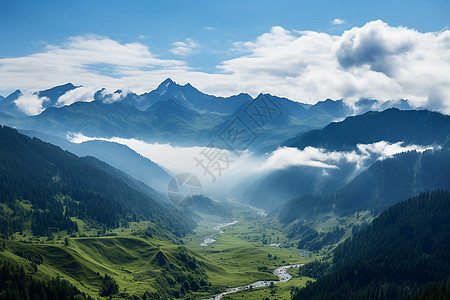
(2, 204, 354, 299)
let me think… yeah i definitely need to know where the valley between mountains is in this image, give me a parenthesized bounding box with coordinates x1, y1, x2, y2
(1, 80, 450, 299)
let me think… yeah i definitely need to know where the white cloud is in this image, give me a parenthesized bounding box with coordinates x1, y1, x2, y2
(217, 21, 450, 112)
(357, 141, 434, 160)
(260, 146, 342, 170)
(204, 27, 215, 30)
(56, 86, 96, 106)
(66, 133, 260, 196)
(66, 133, 437, 197)
(332, 18, 346, 25)
(1, 21, 450, 113)
(0, 35, 186, 94)
(98, 89, 129, 104)
(14, 94, 50, 115)
(259, 141, 435, 171)
(170, 38, 199, 56)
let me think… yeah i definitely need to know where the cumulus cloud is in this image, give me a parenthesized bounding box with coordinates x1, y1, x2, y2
(332, 18, 346, 25)
(14, 94, 50, 115)
(170, 38, 199, 56)
(56, 86, 96, 106)
(0, 35, 186, 94)
(1, 21, 450, 112)
(336, 20, 416, 75)
(217, 21, 450, 112)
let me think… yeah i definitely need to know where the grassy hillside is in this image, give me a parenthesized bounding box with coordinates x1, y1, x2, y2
(1, 235, 214, 299)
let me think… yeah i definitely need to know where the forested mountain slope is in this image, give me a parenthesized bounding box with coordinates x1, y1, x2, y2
(293, 190, 450, 299)
(0, 125, 195, 238)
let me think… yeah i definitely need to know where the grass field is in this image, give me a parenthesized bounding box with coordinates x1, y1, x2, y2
(1, 204, 328, 299)
(183, 208, 318, 298)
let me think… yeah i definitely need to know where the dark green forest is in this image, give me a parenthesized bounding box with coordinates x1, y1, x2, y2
(0, 260, 93, 300)
(0, 125, 195, 238)
(293, 190, 450, 299)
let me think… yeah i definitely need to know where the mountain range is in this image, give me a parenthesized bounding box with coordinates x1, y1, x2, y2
(0, 79, 415, 150)
(241, 109, 450, 215)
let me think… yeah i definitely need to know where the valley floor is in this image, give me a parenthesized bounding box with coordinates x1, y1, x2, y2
(1, 203, 318, 299)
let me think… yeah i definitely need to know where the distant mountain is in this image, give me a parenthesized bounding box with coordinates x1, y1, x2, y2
(38, 82, 78, 108)
(0, 89, 24, 117)
(307, 98, 350, 119)
(181, 195, 231, 217)
(30, 100, 151, 138)
(0, 81, 425, 152)
(241, 164, 354, 212)
(293, 190, 450, 299)
(120, 78, 253, 114)
(287, 108, 450, 151)
(278, 147, 450, 222)
(0, 125, 195, 238)
(0, 84, 78, 118)
(354, 98, 412, 113)
(11, 97, 225, 145)
(72, 140, 172, 193)
(20, 129, 172, 193)
(209, 93, 319, 151)
(146, 97, 201, 128)
(333, 147, 450, 214)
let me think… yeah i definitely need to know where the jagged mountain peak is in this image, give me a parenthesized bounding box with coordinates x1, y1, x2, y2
(5, 89, 22, 101)
(38, 82, 79, 107)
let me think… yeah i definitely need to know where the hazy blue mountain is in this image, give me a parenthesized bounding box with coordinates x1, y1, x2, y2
(81, 155, 168, 203)
(287, 108, 450, 151)
(16, 94, 226, 145)
(146, 97, 201, 124)
(308, 98, 350, 119)
(354, 98, 412, 113)
(279, 147, 450, 222)
(240, 157, 361, 212)
(184, 195, 231, 217)
(251, 108, 450, 215)
(0, 80, 424, 152)
(0, 84, 78, 119)
(30, 100, 151, 138)
(38, 82, 78, 108)
(333, 147, 450, 214)
(0, 89, 24, 117)
(68, 140, 172, 194)
(19, 129, 172, 194)
(121, 78, 253, 114)
(208, 93, 318, 151)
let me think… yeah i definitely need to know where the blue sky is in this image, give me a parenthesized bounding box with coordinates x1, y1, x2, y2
(1, 0, 450, 112)
(2, 0, 448, 66)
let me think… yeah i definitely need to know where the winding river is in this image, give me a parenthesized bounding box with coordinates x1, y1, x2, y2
(204, 264, 304, 300)
(200, 220, 239, 247)
(199, 219, 304, 299)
